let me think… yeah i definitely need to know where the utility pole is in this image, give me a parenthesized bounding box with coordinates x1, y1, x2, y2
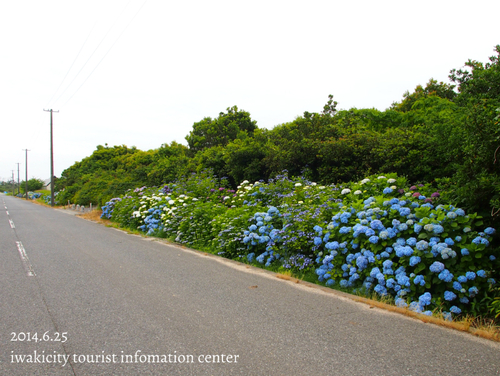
(16, 163, 20, 195)
(23, 149, 30, 200)
(11, 170, 14, 196)
(43, 109, 59, 206)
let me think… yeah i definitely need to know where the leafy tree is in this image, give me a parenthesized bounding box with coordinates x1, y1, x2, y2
(20, 178, 45, 193)
(223, 130, 270, 185)
(147, 142, 190, 186)
(445, 45, 500, 221)
(185, 106, 257, 154)
(391, 78, 457, 112)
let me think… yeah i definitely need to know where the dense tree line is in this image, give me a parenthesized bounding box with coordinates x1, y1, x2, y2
(55, 46, 500, 226)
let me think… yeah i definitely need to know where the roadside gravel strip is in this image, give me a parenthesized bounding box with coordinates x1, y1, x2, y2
(1, 193, 499, 376)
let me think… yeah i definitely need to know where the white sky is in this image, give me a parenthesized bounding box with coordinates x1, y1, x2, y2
(1, 0, 499, 182)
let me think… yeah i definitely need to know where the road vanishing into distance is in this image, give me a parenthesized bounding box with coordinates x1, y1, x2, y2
(1, 193, 499, 376)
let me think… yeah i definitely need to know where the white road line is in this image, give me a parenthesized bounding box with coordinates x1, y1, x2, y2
(16, 241, 36, 277)
(6, 211, 9, 215)
(9, 219, 15, 228)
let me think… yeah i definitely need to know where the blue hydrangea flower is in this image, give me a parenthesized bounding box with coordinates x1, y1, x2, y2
(466, 271, 476, 280)
(419, 292, 432, 306)
(395, 298, 408, 308)
(477, 270, 486, 278)
(429, 261, 445, 273)
(368, 236, 379, 244)
(490, 255, 496, 261)
(413, 275, 425, 286)
(406, 237, 417, 246)
(409, 256, 421, 267)
(399, 207, 411, 217)
(438, 269, 454, 282)
(370, 267, 381, 278)
(460, 297, 469, 304)
(383, 187, 393, 194)
(365, 228, 376, 237)
(444, 291, 457, 301)
(484, 227, 496, 235)
(374, 284, 388, 296)
(356, 256, 368, 270)
(444, 238, 454, 246)
(416, 240, 429, 251)
(446, 211, 457, 219)
(433, 225, 444, 234)
(396, 274, 410, 287)
(386, 278, 396, 289)
(450, 306, 461, 314)
(457, 275, 468, 283)
(370, 220, 384, 231)
(487, 278, 496, 285)
(468, 286, 479, 297)
(339, 226, 351, 234)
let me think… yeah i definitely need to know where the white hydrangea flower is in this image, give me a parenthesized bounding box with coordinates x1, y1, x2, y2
(405, 192, 412, 197)
(295, 183, 302, 187)
(341, 188, 351, 194)
(298, 201, 304, 204)
(378, 176, 386, 179)
(168, 200, 175, 205)
(390, 185, 397, 190)
(354, 190, 362, 195)
(360, 178, 370, 184)
(387, 178, 396, 184)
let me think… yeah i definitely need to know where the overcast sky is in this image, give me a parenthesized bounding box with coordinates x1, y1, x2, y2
(1, 0, 499, 182)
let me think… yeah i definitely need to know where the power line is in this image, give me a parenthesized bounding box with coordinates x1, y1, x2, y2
(61, 0, 148, 108)
(51, 0, 134, 108)
(44, 21, 98, 109)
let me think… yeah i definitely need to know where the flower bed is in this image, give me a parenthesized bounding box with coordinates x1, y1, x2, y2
(102, 172, 499, 319)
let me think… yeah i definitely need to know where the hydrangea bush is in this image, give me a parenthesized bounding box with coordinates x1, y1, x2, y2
(102, 172, 499, 319)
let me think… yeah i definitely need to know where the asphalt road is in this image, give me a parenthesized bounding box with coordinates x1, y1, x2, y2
(1, 193, 499, 376)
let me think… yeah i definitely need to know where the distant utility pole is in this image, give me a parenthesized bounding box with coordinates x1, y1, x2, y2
(11, 170, 14, 196)
(43, 109, 59, 206)
(16, 163, 20, 194)
(23, 149, 30, 200)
